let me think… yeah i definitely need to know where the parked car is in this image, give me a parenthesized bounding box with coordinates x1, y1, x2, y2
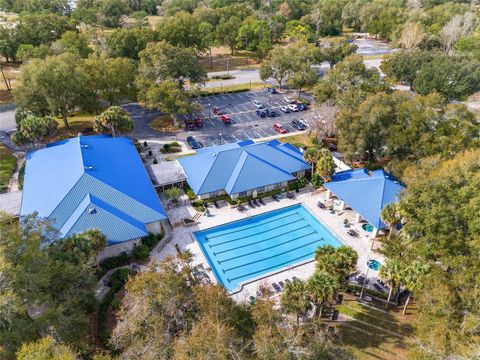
(291, 119, 306, 130)
(299, 119, 308, 128)
(185, 119, 195, 130)
(194, 116, 203, 127)
(279, 106, 290, 113)
(284, 96, 296, 104)
(273, 123, 287, 134)
(288, 104, 299, 112)
(212, 106, 223, 115)
(297, 103, 307, 111)
(253, 100, 264, 109)
(265, 108, 277, 117)
(187, 136, 200, 149)
(219, 114, 231, 124)
(266, 87, 277, 94)
(256, 109, 267, 117)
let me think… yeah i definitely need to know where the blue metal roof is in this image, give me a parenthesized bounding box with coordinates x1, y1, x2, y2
(178, 141, 311, 196)
(323, 169, 405, 229)
(21, 135, 166, 244)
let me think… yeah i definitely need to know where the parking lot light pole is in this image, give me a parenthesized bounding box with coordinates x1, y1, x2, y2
(208, 103, 211, 120)
(219, 133, 222, 144)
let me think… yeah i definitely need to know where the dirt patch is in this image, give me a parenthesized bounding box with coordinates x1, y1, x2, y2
(150, 114, 182, 133)
(0, 89, 14, 104)
(198, 46, 260, 72)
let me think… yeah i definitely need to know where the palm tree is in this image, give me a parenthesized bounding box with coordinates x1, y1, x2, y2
(381, 203, 401, 232)
(307, 271, 339, 318)
(303, 147, 320, 174)
(379, 259, 404, 310)
(402, 261, 430, 315)
(316, 148, 335, 182)
(280, 278, 311, 328)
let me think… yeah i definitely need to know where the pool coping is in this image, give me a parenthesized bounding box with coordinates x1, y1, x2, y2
(193, 202, 346, 295)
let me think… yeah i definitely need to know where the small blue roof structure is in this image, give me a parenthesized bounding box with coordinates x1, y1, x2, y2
(178, 140, 311, 196)
(21, 135, 167, 245)
(323, 169, 405, 229)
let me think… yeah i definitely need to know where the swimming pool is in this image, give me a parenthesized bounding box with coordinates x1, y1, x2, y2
(194, 204, 343, 292)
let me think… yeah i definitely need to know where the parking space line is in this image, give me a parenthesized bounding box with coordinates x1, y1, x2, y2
(243, 132, 251, 139)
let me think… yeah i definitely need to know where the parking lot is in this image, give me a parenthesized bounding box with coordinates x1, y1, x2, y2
(180, 89, 316, 148)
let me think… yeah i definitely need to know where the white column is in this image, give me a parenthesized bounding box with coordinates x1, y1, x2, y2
(372, 227, 379, 237)
(355, 213, 361, 223)
(340, 201, 346, 210)
(326, 190, 331, 199)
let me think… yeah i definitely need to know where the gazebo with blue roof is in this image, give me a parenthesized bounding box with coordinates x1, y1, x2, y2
(323, 168, 405, 236)
(21, 135, 167, 259)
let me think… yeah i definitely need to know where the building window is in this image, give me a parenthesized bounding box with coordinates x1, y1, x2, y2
(256, 186, 265, 193)
(239, 191, 247, 197)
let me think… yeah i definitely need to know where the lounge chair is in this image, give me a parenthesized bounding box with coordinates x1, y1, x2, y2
(284, 278, 291, 284)
(272, 283, 282, 293)
(278, 281, 284, 289)
(292, 276, 298, 281)
(248, 199, 255, 207)
(373, 283, 384, 292)
(253, 199, 259, 206)
(347, 229, 358, 237)
(214, 201, 219, 209)
(286, 192, 294, 199)
(259, 198, 265, 205)
(237, 205, 244, 212)
(256, 290, 262, 297)
(317, 201, 326, 209)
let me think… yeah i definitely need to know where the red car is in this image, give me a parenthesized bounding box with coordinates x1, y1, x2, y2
(194, 117, 203, 127)
(273, 123, 287, 134)
(219, 114, 231, 124)
(212, 106, 223, 115)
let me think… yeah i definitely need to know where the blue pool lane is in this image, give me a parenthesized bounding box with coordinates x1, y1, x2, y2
(194, 204, 343, 292)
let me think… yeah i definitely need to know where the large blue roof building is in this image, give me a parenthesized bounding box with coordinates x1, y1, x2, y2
(21, 135, 167, 257)
(178, 140, 311, 199)
(323, 168, 405, 235)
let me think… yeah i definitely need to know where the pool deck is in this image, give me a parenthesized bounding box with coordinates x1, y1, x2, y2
(152, 188, 384, 302)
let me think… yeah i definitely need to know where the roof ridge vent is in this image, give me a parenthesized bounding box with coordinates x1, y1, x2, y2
(211, 152, 217, 157)
(88, 207, 96, 214)
(81, 144, 89, 149)
(85, 166, 94, 171)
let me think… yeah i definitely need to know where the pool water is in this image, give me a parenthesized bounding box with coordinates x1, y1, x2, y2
(362, 223, 374, 232)
(194, 204, 343, 292)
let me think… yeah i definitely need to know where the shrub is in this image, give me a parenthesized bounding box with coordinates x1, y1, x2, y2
(183, 184, 196, 200)
(111, 298, 122, 311)
(143, 141, 148, 147)
(18, 162, 26, 190)
(171, 141, 180, 147)
(148, 150, 153, 156)
(98, 252, 130, 278)
(132, 244, 149, 261)
(163, 143, 171, 150)
(153, 158, 158, 164)
(98, 268, 132, 344)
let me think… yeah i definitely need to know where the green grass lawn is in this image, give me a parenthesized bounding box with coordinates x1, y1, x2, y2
(0, 146, 16, 192)
(279, 134, 317, 149)
(334, 296, 416, 359)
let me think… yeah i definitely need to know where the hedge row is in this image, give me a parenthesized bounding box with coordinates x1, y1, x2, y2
(98, 268, 132, 345)
(96, 232, 164, 279)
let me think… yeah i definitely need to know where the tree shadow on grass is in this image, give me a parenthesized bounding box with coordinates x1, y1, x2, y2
(335, 297, 414, 359)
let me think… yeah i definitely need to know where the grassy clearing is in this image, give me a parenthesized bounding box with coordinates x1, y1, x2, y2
(150, 114, 182, 133)
(0, 145, 16, 192)
(147, 15, 162, 28)
(50, 112, 96, 140)
(200, 82, 264, 95)
(362, 54, 386, 60)
(279, 134, 317, 148)
(164, 152, 195, 162)
(198, 46, 260, 72)
(335, 295, 416, 359)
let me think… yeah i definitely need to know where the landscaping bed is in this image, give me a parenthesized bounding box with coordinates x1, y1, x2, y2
(0, 146, 16, 193)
